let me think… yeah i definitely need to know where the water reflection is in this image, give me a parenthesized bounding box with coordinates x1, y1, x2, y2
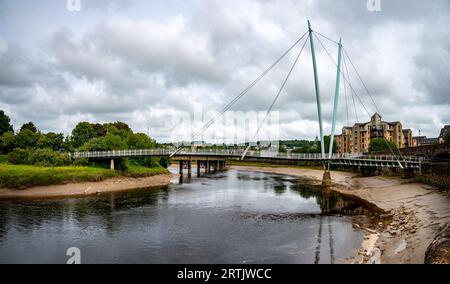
(0, 170, 369, 264)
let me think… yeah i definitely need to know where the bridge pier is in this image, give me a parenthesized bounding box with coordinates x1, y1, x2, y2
(179, 160, 184, 177)
(322, 170, 332, 188)
(197, 161, 201, 177)
(188, 160, 192, 178)
(110, 159, 115, 171)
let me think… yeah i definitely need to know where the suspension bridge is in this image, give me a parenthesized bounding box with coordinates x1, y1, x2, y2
(72, 21, 426, 180)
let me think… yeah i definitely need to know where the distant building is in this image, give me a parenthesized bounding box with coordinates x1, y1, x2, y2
(191, 141, 207, 147)
(413, 136, 440, 146)
(335, 113, 415, 154)
(411, 125, 449, 146)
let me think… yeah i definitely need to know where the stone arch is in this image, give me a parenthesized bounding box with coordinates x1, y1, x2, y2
(432, 151, 450, 162)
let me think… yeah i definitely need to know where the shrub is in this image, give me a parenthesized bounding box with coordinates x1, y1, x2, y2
(130, 157, 161, 168)
(116, 158, 129, 172)
(26, 148, 71, 167)
(8, 148, 30, 165)
(0, 154, 8, 163)
(72, 157, 90, 166)
(159, 157, 171, 169)
(7, 148, 71, 167)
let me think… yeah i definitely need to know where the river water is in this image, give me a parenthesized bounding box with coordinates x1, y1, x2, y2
(0, 168, 368, 264)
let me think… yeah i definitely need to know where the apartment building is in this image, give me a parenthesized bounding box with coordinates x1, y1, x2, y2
(335, 113, 414, 154)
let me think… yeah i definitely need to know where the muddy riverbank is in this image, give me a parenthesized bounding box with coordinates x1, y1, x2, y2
(232, 165, 450, 264)
(0, 174, 175, 200)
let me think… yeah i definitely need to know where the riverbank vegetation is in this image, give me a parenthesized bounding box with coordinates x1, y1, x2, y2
(0, 163, 168, 189)
(0, 110, 170, 189)
(368, 138, 398, 152)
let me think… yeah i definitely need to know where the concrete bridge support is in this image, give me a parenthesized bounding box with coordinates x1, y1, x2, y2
(110, 159, 115, 171)
(187, 160, 192, 178)
(322, 170, 332, 188)
(176, 158, 226, 179)
(179, 160, 184, 177)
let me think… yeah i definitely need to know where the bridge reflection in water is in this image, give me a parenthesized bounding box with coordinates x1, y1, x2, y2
(1, 169, 374, 264)
(290, 183, 382, 264)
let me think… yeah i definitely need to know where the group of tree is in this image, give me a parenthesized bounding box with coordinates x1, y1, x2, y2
(0, 110, 169, 169)
(368, 138, 398, 152)
(286, 136, 336, 154)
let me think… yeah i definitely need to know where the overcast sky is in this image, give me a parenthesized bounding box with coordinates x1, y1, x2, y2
(0, 0, 449, 142)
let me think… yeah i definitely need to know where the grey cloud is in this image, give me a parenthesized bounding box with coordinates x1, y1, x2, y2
(0, 0, 448, 140)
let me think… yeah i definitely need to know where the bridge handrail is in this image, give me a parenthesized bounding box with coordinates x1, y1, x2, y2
(70, 149, 425, 163)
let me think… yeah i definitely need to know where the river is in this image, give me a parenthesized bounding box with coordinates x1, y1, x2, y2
(0, 168, 369, 264)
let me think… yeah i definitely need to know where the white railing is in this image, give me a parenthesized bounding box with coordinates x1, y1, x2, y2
(71, 149, 423, 164)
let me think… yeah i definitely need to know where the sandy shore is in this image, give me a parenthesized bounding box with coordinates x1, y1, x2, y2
(232, 165, 450, 264)
(0, 174, 175, 200)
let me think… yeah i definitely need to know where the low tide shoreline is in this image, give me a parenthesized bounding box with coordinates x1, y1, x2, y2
(0, 173, 175, 200)
(231, 165, 450, 264)
(1, 164, 448, 264)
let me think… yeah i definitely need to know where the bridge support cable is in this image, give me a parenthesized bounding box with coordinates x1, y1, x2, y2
(343, 59, 350, 126)
(314, 31, 380, 120)
(328, 38, 343, 159)
(308, 21, 326, 159)
(342, 49, 404, 167)
(314, 31, 405, 168)
(342, 48, 380, 114)
(313, 33, 372, 119)
(169, 30, 309, 157)
(342, 53, 359, 123)
(241, 35, 310, 160)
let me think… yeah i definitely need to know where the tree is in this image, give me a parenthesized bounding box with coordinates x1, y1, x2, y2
(38, 132, 65, 151)
(80, 134, 127, 151)
(0, 131, 15, 154)
(444, 132, 450, 143)
(369, 138, 398, 152)
(71, 122, 96, 148)
(101, 134, 127, 150)
(127, 133, 156, 149)
(15, 129, 40, 149)
(79, 137, 103, 151)
(318, 135, 336, 154)
(104, 122, 132, 139)
(92, 123, 107, 137)
(108, 122, 132, 133)
(20, 122, 38, 133)
(0, 110, 13, 136)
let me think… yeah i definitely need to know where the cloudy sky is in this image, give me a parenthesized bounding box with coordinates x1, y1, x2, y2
(0, 0, 449, 143)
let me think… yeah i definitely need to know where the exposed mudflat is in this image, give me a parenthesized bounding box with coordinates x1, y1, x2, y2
(233, 165, 450, 264)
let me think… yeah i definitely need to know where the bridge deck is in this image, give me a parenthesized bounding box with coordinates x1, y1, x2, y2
(71, 149, 424, 169)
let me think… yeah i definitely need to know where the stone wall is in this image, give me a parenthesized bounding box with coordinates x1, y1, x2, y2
(370, 142, 450, 160)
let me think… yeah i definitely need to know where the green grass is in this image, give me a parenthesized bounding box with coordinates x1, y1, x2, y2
(125, 165, 169, 177)
(0, 163, 168, 189)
